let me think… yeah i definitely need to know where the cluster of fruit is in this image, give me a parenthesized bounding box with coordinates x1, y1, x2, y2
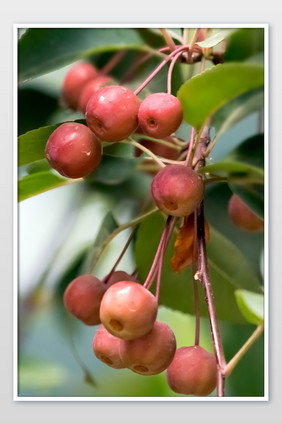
(49, 56, 263, 397)
(45, 61, 183, 180)
(64, 270, 217, 396)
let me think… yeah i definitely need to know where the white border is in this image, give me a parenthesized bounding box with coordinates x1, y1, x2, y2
(14, 23, 269, 402)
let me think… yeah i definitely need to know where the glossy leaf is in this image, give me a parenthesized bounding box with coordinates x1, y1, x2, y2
(177, 63, 264, 129)
(196, 29, 234, 48)
(213, 87, 264, 139)
(235, 289, 264, 324)
(134, 212, 262, 323)
(227, 133, 264, 169)
(85, 154, 142, 186)
(18, 28, 150, 83)
(18, 171, 71, 202)
(200, 160, 264, 182)
(224, 28, 264, 62)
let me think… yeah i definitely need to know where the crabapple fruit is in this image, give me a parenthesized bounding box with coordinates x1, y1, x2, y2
(93, 325, 126, 369)
(63, 274, 106, 325)
(119, 321, 176, 375)
(228, 194, 264, 231)
(166, 346, 217, 396)
(151, 164, 204, 217)
(78, 75, 114, 114)
(45, 122, 102, 179)
(99, 281, 158, 340)
(62, 62, 98, 110)
(86, 85, 140, 141)
(138, 93, 183, 139)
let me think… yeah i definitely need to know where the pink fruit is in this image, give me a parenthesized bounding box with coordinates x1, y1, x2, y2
(151, 164, 204, 216)
(228, 194, 264, 231)
(166, 346, 217, 396)
(86, 85, 140, 142)
(45, 122, 102, 179)
(78, 75, 114, 114)
(138, 93, 183, 138)
(93, 325, 126, 369)
(120, 321, 176, 375)
(99, 281, 158, 340)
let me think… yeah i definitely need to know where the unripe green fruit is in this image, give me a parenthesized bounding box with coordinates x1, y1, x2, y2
(151, 164, 204, 217)
(63, 274, 106, 325)
(119, 321, 176, 375)
(45, 122, 102, 179)
(62, 63, 98, 110)
(93, 325, 126, 369)
(99, 281, 158, 340)
(228, 194, 264, 231)
(166, 346, 217, 396)
(86, 85, 140, 142)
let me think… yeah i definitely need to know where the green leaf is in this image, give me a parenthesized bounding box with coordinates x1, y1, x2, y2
(213, 88, 264, 139)
(177, 63, 264, 130)
(18, 171, 71, 202)
(18, 120, 85, 167)
(134, 212, 262, 323)
(80, 211, 119, 273)
(19, 359, 69, 390)
(224, 28, 264, 62)
(196, 29, 234, 48)
(19, 28, 150, 83)
(235, 289, 264, 324)
(85, 154, 142, 186)
(200, 160, 264, 182)
(227, 133, 264, 169)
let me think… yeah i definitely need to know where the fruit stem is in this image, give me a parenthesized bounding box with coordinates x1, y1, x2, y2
(103, 228, 136, 284)
(196, 200, 227, 393)
(134, 45, 189, 95)
(127, 139, 166, 168)
(159, 28, 177, 52)
(100, 50, 126, 75)
(224, 323, 264, 377)
(192, 212, 200, 346)
(144, 216, 176, 290)
(184, 127, 195, 166)
(167, 48, 189, 95)
(133, 133, 182, 151)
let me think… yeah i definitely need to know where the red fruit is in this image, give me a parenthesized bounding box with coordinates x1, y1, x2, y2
(166, 346, 217, 396)
(151, 165, 204, 217)
(228, 194, 264, 232)
(45, 122, 102, 179)
(78, 75, 114, 114)
(93, 325, 126, 369)
(63, 274, 106, 325)
(119, 321, 176, 375)
(138, 93, 183, 139)
(99, 281, 158, 340)
(62, 63, 98, 110)
(86, 85, 140, 142)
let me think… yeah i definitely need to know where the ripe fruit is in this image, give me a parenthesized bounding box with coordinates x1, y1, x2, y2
(119, 321, 176, 375)
(63, 274, 106, 325)
(166, 346, 217, 396)
(86, 85, 140, 142)
(99, 281, 158, 340)
(228, 194, 264, 231)
(62, 62, 98, 110)
(45, 122, 102, 179)
(138, 93, 183, 139)
(93, 325, 126, 369)
(78, 75, 114, 114)
(151, 164, 204, 217)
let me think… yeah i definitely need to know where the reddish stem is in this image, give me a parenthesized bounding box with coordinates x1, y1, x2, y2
(134, 45, 189, 96)
(184, 127, 195, 166)
(100, 50, 126, 76)
(192, 212, 200, 346)
(167, 48, 189, 95)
